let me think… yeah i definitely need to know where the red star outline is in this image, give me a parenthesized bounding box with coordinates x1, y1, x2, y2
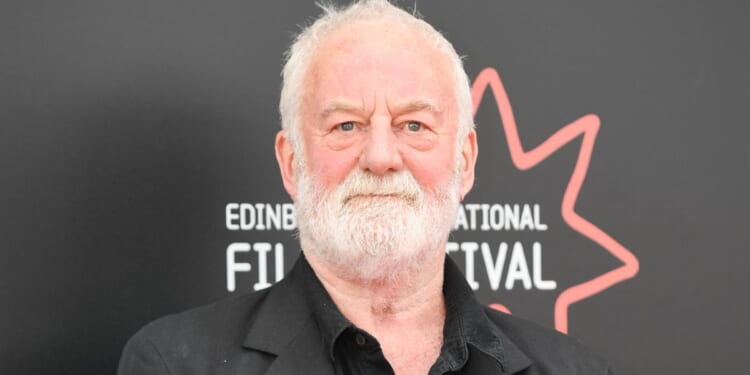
(472, 67, 640, 333)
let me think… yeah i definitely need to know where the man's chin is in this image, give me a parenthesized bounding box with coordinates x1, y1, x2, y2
(307, 239, 435, 283)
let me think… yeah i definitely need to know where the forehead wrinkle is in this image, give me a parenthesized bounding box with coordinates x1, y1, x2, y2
(391, 99, 442, 116)
(320, 99, 368, 118)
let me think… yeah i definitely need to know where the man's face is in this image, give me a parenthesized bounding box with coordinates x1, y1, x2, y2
(298, 20, 468, 199)
(276, 19, 477, 280)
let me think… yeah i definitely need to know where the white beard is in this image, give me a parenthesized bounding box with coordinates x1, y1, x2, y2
(295, 164, 460, 282)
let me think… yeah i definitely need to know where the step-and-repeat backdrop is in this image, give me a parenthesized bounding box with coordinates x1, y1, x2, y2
(2, 1, 748, 374)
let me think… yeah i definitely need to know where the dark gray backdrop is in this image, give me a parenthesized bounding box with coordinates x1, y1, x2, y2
(1, 1, 748, 374)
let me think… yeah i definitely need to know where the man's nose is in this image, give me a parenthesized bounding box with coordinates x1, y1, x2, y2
(358, 118, 404, 175)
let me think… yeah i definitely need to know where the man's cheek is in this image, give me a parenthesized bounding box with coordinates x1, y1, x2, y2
(408, 166, 443, 191)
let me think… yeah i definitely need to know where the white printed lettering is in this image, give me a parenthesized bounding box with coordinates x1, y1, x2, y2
(226, 243, 251, 292)
(505, 242, 532, 290)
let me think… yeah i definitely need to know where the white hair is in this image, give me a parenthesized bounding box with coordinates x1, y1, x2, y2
(279, 0, 474, 154)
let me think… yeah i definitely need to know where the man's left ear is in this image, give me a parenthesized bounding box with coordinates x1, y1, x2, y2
(459, 129, 478, 200)
(275, 130, 297, 200)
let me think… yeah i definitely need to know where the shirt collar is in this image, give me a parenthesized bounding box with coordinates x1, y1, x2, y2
(297, 253, 354, 362)
(440, 256, 533, 373)
(298, 253, 532, 373)
(438, 255, 506, 371)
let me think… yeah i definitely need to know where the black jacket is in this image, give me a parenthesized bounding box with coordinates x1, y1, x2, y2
(117, 256, 612, 374)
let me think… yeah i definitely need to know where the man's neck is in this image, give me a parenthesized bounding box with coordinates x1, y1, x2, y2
(306, 249, 446, 330)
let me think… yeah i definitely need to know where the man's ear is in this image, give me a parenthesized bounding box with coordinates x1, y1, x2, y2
(275, 130, 297, 200)
(459, 129, 478, 200)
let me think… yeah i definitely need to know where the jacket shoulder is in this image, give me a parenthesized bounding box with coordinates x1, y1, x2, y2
(484, 308, 613, 374)
(117, 289, 273, 375)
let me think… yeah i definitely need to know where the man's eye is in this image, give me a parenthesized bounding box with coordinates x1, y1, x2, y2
(406, 121, 422, 132)
(339, 122, 355, 131)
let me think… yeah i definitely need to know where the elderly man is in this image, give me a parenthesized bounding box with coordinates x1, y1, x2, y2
(118, 1, 612, 374)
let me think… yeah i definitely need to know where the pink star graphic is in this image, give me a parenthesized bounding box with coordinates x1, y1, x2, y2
(472, 67, 640, 334)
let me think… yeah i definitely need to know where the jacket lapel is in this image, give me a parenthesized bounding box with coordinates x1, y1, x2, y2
(241, 256, 336, 375)
(261, 315, 335, 375)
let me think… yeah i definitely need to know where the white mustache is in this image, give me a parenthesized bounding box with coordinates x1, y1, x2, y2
(335, 170, 423, 205)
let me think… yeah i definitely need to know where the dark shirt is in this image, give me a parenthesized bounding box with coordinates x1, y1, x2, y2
(302, 254, 514, 374)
